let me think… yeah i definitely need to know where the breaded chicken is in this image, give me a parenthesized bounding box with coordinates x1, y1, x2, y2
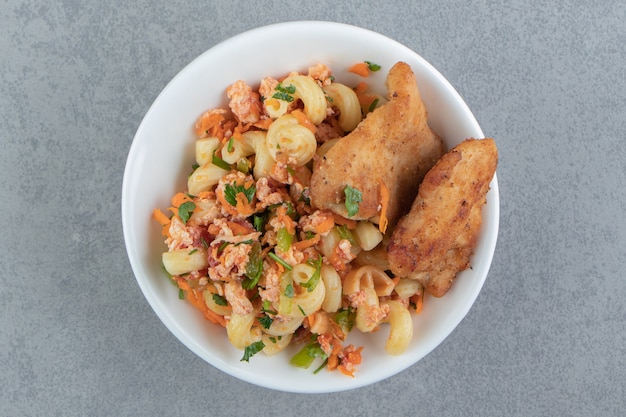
(309, 62, 444, 227)
(387, 138, 498, 297)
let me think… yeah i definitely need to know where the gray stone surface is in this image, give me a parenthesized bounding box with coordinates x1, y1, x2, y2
(1, 1, 624, 415)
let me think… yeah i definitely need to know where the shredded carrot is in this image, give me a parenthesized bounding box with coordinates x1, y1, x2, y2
(292, 235, 321, 251)
(253, 118, 273, 130)
(216, 191, 239, 217)
(313, 214, 335, 235)
(235, 193, 255, 216)
(227, 221, 255, 236)
(411, 291, 424, 314)
(348, 62, 370, 77)
(194, 110, 226, 138)
(171, 192, 192, 208)
(196, 190, 215, 200)
(332, 213, 357, 229)
(354, 81, 369, 94)
(291, 109, 317, 133)
(378, 179, 390, 234)
(152, 208, 171, 226)
(185, 287, 226, 327)
(277, 205, 296, 235)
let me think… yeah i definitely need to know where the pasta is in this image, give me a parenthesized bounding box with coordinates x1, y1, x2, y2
(153, 62, 427, 377)
(323, 82, 362, 132)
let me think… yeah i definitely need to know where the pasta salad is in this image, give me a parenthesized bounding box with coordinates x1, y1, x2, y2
(153, 62, 424, 376)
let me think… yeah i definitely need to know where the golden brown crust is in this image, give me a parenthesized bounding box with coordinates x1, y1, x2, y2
(309, 61, 444, 227)
(387, 138, 498, 297)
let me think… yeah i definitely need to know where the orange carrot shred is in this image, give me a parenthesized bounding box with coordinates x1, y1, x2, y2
(332, 213, 357, 229)
(348, 62, 370, 77)
(378, 179, 390, 234)
(291, 109, 317, 133)
(227, 221, 255, 236)
(292, 235, 321, 251)
(152, 208, 171, 226)
(171, 192, 192, 208)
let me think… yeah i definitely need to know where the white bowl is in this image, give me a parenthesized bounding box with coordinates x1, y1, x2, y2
(122, 21, 499, 393)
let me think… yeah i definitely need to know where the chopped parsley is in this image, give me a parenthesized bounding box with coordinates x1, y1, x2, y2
(212, 294, 228, 306)
(272, 83, 296, 102)
(223, 182, 256, 206)
(241, 341, 265, 362)
(258, 315, 273, 329)
(178, 288, 185, 300)
(343, 185, 362, 217)
(178, 201, 196, 224)
(189, 162, 200, 177)
(188, 248, 198, 255)
(365, 61, 381, 72)
(252, 211, 268, 232)
(334, 308, 356, 334)
(242, 242, 263, 290)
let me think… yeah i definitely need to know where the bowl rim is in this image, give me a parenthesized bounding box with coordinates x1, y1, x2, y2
(122, 20, 499, 393)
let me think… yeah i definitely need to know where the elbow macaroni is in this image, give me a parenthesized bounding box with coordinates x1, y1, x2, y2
(281, 74, 327, 125)
(266, 114, 317, 166)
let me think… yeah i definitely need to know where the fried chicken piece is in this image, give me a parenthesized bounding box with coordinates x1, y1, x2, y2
(309, 61, 444, 227)
(387, 138, 498, 297)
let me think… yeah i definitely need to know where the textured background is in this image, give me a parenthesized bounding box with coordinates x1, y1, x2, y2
(1, 0, 624, 415)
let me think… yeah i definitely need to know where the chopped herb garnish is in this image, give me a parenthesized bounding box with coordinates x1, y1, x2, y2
(241, 341, 265, 362)
(336, 225, 356, 245)
(268, 252, 293, 270)
(223, 182, 256, 207)
(258, 315, 273, 329)
(302, 255, 322, 292)
(188, 248, 198, 255)
(243, 242, 263, 290)
(365, 61, 381, 71)
(344, 185, 362, 217)
(217, 241, 230, 254)
(284, 283, 295, 298)
(189, 162, 200, 177)
(200, 236, 209, 249)
(290, 342, 327, 369)
(161, 262, 173, 279)
(368, 97, 380, 113)
(212, 293, 228, 306)
(298, 305, 306, 316)
(334, 308, 356, 334)
(262, 300, 277, 315)
(236, 158, 250, 174)
(313, 358, 329, 374)
(276, 227, 293, 253)
(212, 151, 231, 171)
(227, 137, 235, 152)
(252, 211, 268, 232)
(178, 288, 185, 300)
(272, 83, 296, 102)
(178, 201, 196, 224)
